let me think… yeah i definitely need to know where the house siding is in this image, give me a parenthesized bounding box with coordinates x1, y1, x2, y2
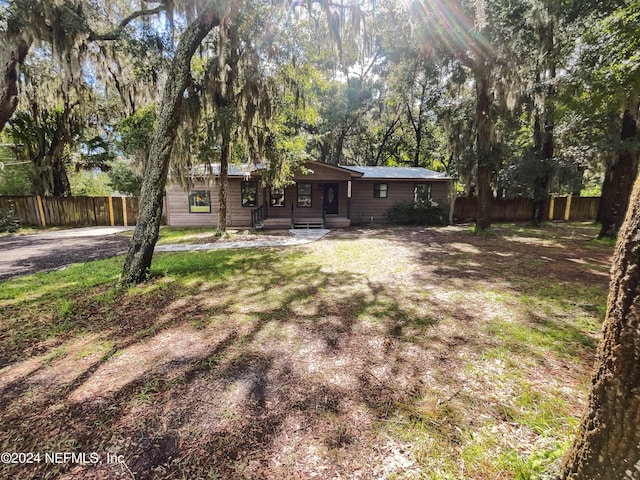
(350, 180, 449, 225)
(165, 162, 451, 227)
(165, 179, 256, 227)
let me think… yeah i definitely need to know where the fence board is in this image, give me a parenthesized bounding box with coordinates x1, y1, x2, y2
(0, 195, 140, 227)
(452, 195, 600, 223)
(0, 196, 39, 225)
(569, 197, 600, 221)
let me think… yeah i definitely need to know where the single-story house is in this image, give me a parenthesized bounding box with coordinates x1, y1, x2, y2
(165, 161, 451, 228)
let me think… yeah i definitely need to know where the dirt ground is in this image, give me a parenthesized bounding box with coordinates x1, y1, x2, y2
(0, 223, 613, 479)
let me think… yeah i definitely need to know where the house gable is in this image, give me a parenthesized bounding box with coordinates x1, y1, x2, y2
(292, 161, 362, 182)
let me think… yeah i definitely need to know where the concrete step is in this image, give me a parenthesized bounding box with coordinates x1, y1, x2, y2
(292, 221, 324, 229)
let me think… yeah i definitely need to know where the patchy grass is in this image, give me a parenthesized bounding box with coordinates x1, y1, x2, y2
(0, 223, 612, 479)
(149, 226, 289, 245)
(0, 226, 42, 237)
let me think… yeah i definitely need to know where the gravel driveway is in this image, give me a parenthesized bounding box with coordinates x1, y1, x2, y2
(0, 227, 134, 281)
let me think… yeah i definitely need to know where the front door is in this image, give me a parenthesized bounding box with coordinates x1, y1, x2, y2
(323, 183, 339, 215)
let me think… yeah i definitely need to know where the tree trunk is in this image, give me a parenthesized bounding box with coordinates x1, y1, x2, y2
(120, 7, 221, 285)
(48, 108, 72, 197)
(532, 113, 553, 226)
(414, 130, 422, 167)
(560, 170, 640, 479)
(597, 101, 639, 239)
(217, 141, 229, 232)
(532, 16, 556, 227)
(474, 63, 493, 232)
(0, 37, 31, 134)
(51, 157, 71, 197)
(333, 127, 348, 165)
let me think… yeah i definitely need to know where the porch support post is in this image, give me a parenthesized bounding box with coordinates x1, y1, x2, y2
(347, 180, 352, 219)
(263, 186, 268, 218)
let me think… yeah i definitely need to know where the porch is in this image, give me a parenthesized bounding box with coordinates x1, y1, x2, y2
(251, 174, 355, 230)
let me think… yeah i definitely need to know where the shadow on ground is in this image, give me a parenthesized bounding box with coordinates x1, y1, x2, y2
(0, 223, 613, 479)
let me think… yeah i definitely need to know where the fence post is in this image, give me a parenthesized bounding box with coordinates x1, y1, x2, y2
(108, 196, 115, 226)
(564, 195, 572, 221)
(35, 195, 46, 228)
(122, 197, 128, 227)
(548, 197, 555, 220)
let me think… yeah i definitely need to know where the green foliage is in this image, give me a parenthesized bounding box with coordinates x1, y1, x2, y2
(69, 169, 112, 196)
(0, 155, 32, 195)
(385, 200, 447, 225)
(107, 160, 142, 195)
(0, 208, 20, 233)
(78, 136, 115, 171)
(117, 105, 156, 162)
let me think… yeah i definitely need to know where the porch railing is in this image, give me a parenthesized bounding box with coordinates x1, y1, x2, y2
(251, 203, 267, 228)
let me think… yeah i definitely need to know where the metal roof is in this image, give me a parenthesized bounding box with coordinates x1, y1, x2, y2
(190, 163, 265, 177)
(339, 165, 450, 180)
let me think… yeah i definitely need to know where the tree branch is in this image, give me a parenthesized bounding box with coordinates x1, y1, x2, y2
(88, 5, 166, 42)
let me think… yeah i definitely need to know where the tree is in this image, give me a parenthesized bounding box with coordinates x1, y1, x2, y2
(559, 159, 640, 479)
(0, 0, 172, 134)
(564, 1, 640, 238)
(408, 0, 532, 232)
(395, 56, 443, 168)
(5, 47, 88, 197)
(107, 159, 142, 195)
(120, 4, 221, 284)
(202, 8, 273, 232)
(529, 1, 558, 225)
(0, 0, 89, 133)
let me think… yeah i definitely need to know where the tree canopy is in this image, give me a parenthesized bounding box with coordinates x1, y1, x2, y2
(0, 0, 637, 248)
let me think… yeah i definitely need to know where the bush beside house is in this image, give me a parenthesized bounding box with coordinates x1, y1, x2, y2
(386, 200, 447, 225)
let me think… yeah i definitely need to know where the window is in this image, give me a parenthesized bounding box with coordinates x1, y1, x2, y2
(297, 183, 312, 207)
(373, 183, 388, 198)
(241, 181, 257, 207)
(188, 190, 211, 213)
(414, 184, 432, 203)
(270, 187, 285, 208)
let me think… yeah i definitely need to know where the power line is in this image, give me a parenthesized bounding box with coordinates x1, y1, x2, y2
(0, 160, 31, 170)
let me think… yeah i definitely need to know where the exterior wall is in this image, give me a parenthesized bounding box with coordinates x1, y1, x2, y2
(165, 178, 257, 227)
(350, 179, 449, 225)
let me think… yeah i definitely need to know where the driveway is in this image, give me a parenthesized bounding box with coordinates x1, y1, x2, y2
(0, 227, 134, 281)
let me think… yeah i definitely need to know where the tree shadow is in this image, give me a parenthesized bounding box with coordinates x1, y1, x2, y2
(0, 224, 613, 479)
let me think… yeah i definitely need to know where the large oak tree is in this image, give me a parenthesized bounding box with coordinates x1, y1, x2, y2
(560, 148, 640, 479)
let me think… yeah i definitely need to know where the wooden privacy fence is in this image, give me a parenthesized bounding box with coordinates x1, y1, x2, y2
(1, 194, 599, 228)
(453, 196, 600, 223)
(0, 196, 140, 227)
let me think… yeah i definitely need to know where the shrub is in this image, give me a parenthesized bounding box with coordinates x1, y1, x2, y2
(0, 209, 20, 233)
(385, 200, 447, 226)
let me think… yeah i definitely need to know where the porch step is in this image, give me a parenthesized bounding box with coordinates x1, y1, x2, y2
(292, 220, 324, 229)
(261, 217, 350, 229)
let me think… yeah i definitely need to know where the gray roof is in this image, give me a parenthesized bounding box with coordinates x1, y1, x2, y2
(339, 165, 450, 180)
(190, 163, 265, 177)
